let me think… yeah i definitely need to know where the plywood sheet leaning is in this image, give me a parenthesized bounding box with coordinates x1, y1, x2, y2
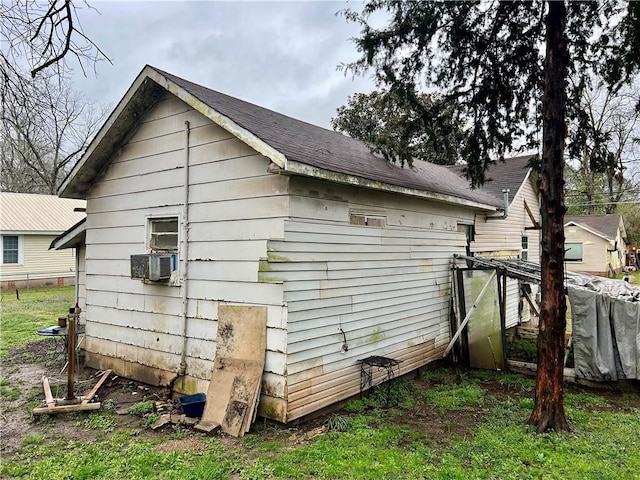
(196, 305, 267, 437)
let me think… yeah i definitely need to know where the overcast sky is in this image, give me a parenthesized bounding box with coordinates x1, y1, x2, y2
(70, 1, 378, 129)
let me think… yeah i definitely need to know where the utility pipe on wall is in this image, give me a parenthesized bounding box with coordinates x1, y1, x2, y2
(485, 189, 510, 221)
(178, 120, 191, 377)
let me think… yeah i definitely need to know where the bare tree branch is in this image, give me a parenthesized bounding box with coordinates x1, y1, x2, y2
(1, 74, 108, 194)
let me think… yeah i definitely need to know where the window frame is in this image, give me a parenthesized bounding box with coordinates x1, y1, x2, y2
(147, 216, 180, 253)
(565, 242, 583, 262)
(1, 234, 23, 265)
(521, 235, 529, 261)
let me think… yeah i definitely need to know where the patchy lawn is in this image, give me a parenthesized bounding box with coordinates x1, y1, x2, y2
(2, 287, 640, 479)
(0, 286, 75, 357)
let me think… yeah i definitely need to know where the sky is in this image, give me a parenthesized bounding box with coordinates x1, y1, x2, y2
(69, 1, 379, 129)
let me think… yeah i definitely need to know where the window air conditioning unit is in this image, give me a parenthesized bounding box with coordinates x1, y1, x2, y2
(130, 254, 174, 282)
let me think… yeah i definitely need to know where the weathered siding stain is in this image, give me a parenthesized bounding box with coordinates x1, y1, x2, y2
(82, 91, 493, 424)
(259, 176, 472, 421)
(83, 93, 288, 405)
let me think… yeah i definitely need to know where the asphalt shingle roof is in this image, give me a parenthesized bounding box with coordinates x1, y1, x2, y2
(564, 214, 624, 240)
(448, 155, 536, 206)
(61, 66, 501, 209)
(155, 68, 502, 208)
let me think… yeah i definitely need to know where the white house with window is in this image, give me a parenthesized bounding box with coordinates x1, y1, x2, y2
(52, 65, 503, 424)
(564, 214, 628, 277)
(0, 192, 85, 289)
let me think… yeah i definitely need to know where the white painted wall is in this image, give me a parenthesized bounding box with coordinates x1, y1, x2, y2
(472, 174, 541, 261)
(83, 93, 288, 392)
(564, 226, 609, 275)
(260, 176, 475, 421)
(80, 91, 495, 423)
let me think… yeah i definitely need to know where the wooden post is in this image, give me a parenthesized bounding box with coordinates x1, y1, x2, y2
(66, 310, 76, 400)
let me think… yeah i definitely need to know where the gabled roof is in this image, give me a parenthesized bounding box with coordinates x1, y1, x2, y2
(59, 65, 500, 211)
(448, 155, 537, 206)
(564, 214, 627, 242)
(0, 192, 86, 234)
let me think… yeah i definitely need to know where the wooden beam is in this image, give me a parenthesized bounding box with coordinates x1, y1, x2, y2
(523, 199, 541, 229)
(42, 376, 55, 408)
(33, 402, 101, 416)
(522, 290, 540, 317)
(81, 369, 112, 405)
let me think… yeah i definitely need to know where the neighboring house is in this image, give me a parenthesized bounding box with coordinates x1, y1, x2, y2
(53, 65, 501, 423)
(0, 192, 85, 289)
(449, 156, 542, 327)
(564, 214, 628, 277)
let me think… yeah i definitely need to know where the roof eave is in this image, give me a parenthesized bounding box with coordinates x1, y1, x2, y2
(564, 221, 611, 241)
(59, 66, 288, 199)
(284, 160, 498, 212)
(1, 230, 67, 236)
(146, 69, 287, 169)
(50, 218, 87, 250)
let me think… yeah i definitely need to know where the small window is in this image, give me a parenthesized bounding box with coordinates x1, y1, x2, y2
(149, 217, 179, 252)
(565, 242, 583, 262)
(521, 236, 529, 261)
(350, 214, 386, 227)
(2, 235, 20, 264)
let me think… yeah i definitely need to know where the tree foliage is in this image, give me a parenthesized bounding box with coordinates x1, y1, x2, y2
(341, 0, 640, 433)
(617, 202, 640, 246)
(331, 90, 465, 166)
(341, 1, 636, 186)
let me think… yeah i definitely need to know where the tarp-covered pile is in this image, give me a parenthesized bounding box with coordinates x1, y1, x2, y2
(567, 273, 640, 382)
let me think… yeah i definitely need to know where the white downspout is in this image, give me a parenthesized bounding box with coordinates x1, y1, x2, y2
(178, 120, 191, 377)
(74, 247, 80, 306)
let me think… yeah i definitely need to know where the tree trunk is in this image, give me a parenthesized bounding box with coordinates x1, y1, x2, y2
(527, 0, 570, 433)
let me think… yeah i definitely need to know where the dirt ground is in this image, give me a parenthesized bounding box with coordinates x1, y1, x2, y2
(2, 339, 640, 460)
(1, 340, 175, 456)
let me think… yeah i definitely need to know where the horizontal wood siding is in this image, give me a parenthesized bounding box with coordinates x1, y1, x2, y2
(286, 340, 441, 420)
(83, 93, 288, 401)
(0, 235, 76, 282)
(472, 177, 541, 262)
(264, 177, 474, 421)
(470, 178, 541, 326)
(505, 278, 520, 329)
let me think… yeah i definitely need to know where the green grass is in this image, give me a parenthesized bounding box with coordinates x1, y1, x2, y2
(2, 287, 640, 479)
(617, 270, 640, 283)
(424, 383, 486, 412)
(0, 379, 21, 402)
(3, 373, 639, 479)
(0, 286, 75, 356)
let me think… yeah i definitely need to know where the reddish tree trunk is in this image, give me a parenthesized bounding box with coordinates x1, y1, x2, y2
(526, 0, 570, 433)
